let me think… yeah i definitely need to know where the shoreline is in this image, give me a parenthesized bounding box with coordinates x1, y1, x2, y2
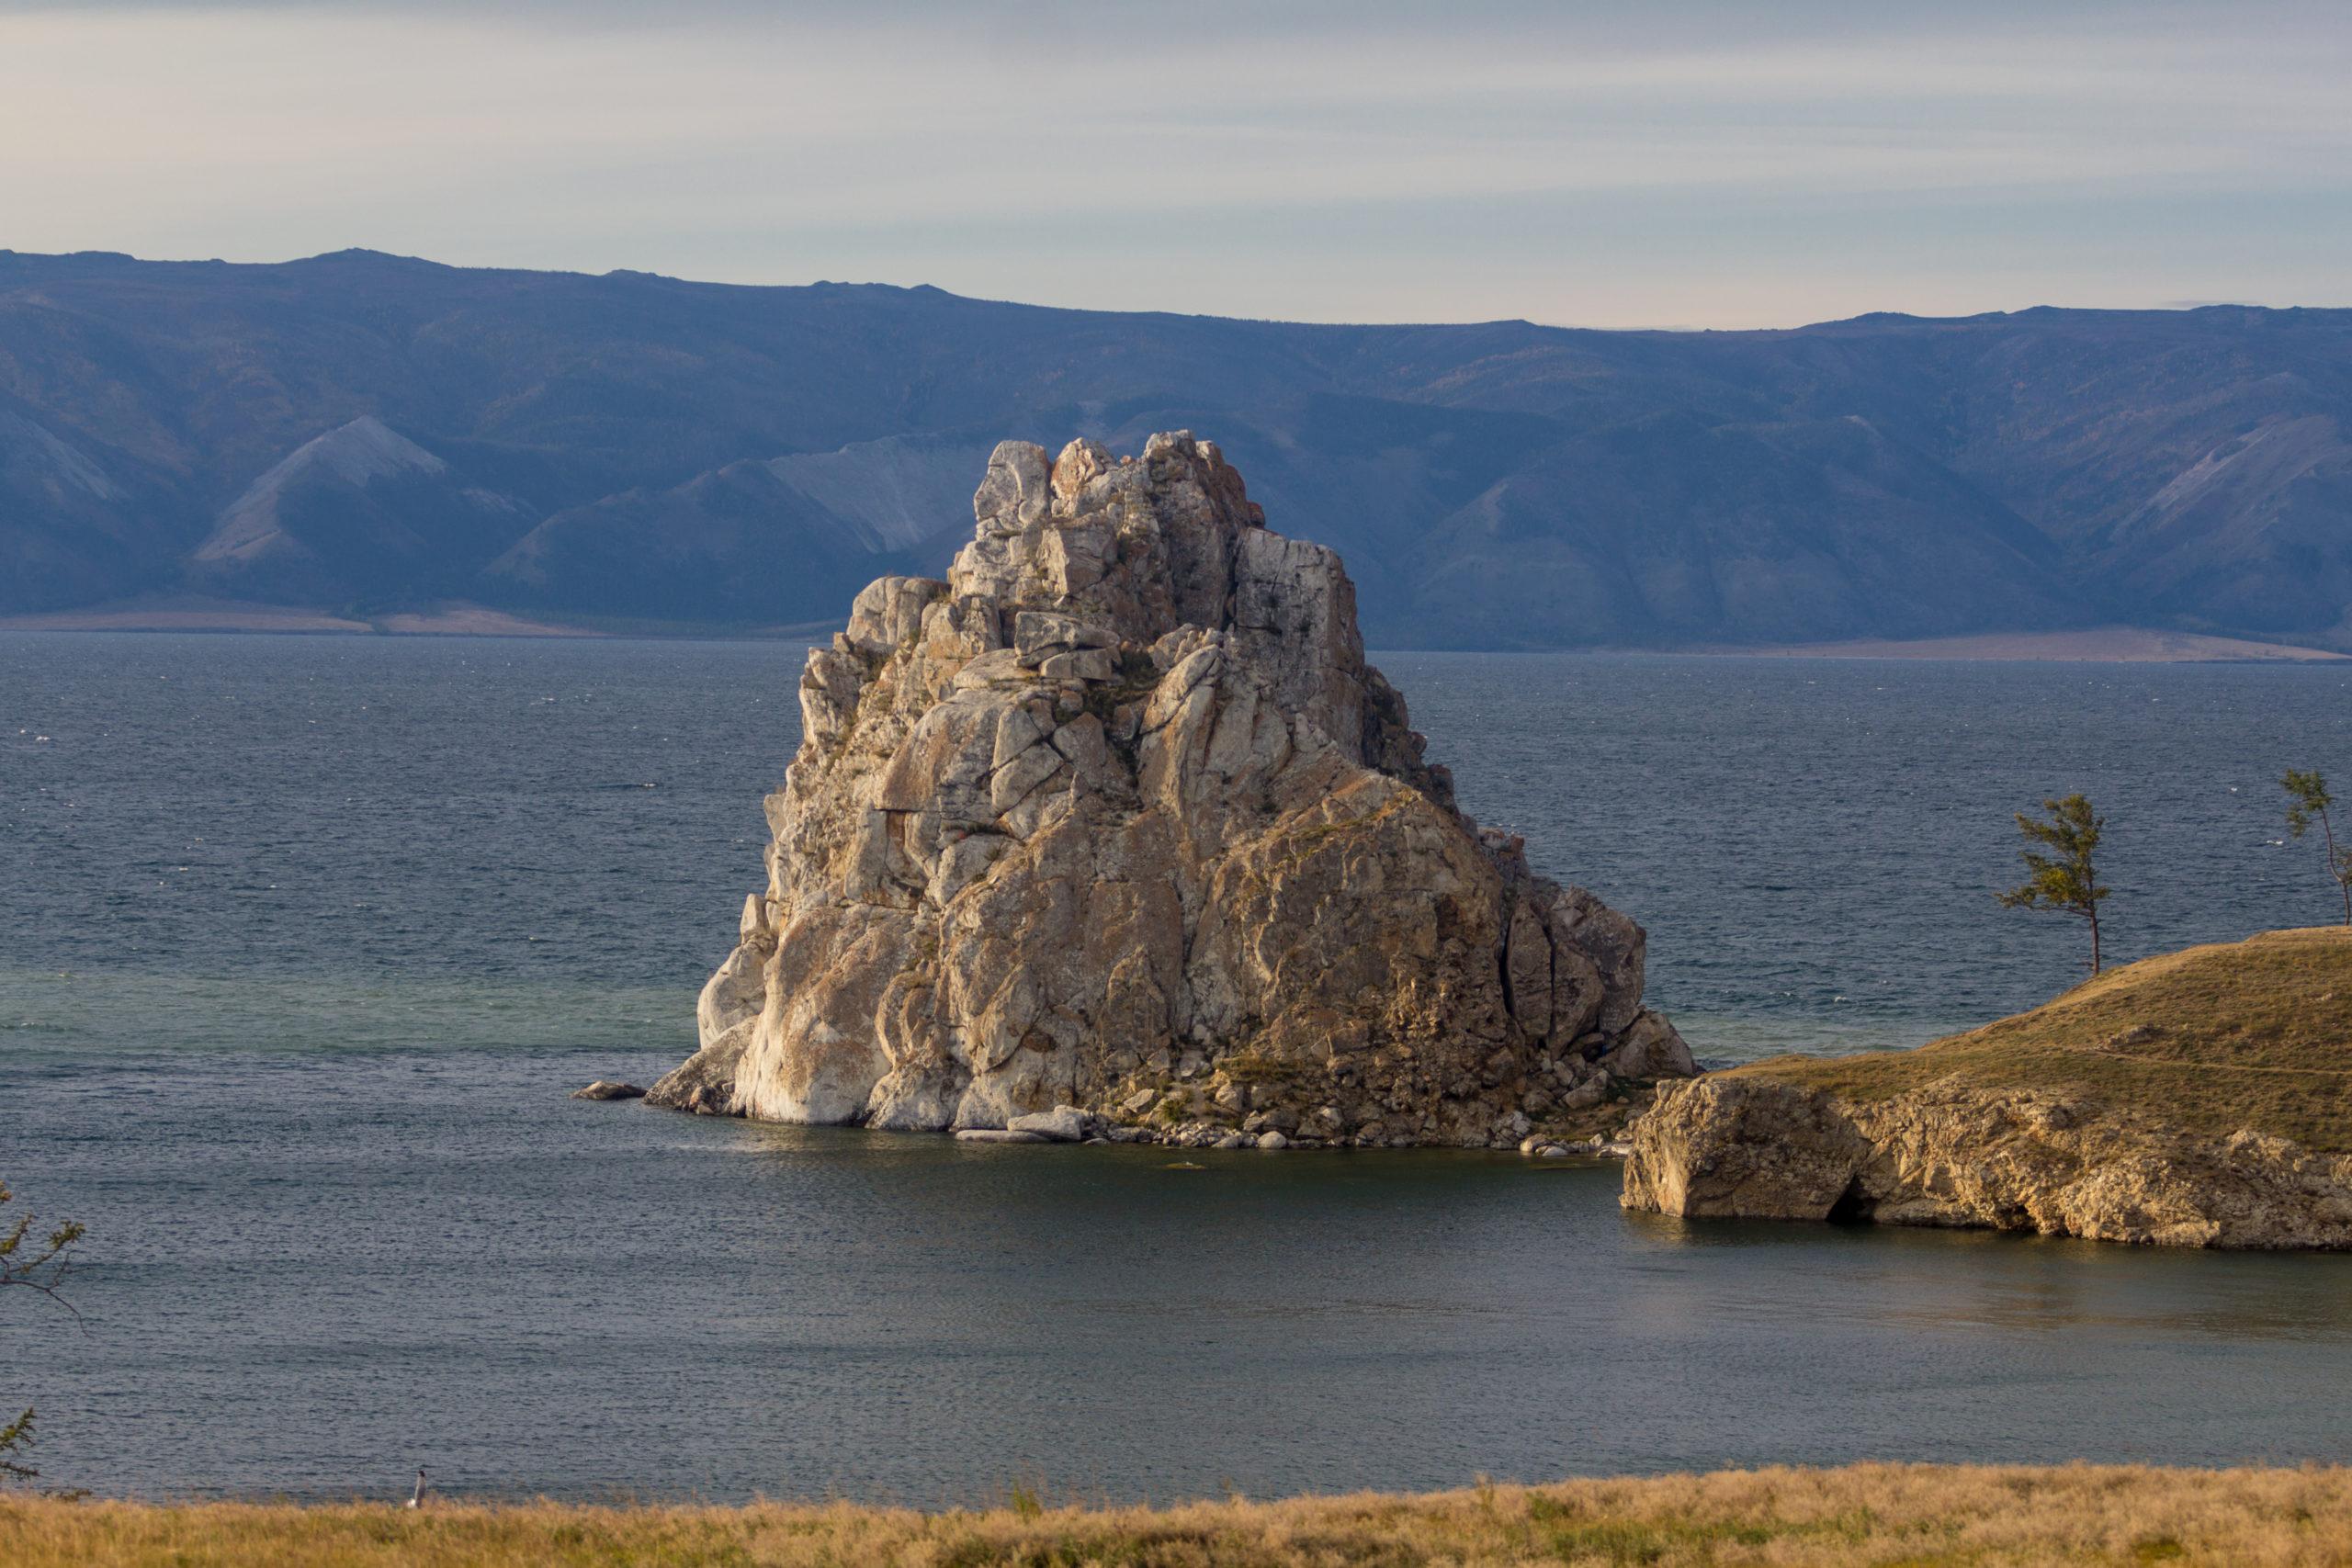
(6, 1464, 2347, 1564)
(0, 598, 842, 641)
(1697, 626, 2350, 662)
(5, 607, 2343, 662)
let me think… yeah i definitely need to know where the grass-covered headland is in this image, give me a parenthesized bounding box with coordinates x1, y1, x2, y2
(1622, 928, 2352, 1246)
(6, 1464, 2352, 1566)
(1746, 926, 2352, 1151)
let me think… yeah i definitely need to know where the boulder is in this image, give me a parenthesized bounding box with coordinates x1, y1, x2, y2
(1599, 1010, 1699, 1080)
(1007, 1106, 1093, 1143)
(571, 1079, 646, 1101)
(650, 434, 1686, 1142)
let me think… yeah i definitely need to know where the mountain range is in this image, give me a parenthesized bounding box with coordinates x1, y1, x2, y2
(4, 247, 2348, 649)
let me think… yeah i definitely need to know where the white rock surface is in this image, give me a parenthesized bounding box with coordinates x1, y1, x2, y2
(649, 434, 1688, 1142)
(1007, 1106, 1092, 1143)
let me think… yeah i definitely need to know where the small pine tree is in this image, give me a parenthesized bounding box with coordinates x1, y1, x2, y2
(2281, 770, 2352, 927)
(1998, 794, 2112, 975)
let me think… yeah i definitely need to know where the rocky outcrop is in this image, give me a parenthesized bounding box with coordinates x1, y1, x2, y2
(1623, 1076, 2352, 1250)
(650, 433, 1690, 1145)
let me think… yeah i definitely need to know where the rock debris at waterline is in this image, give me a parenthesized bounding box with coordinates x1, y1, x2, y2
(650, 433, 1694, 1148)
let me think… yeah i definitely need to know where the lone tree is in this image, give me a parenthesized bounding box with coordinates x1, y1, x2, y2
(2281, 770, 2352, 926)
(1998, 794, 2112, 975)
(1, 1179, 84, 1483)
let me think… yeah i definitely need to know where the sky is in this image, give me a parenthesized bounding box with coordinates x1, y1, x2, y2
(3, 0, 2348, 329)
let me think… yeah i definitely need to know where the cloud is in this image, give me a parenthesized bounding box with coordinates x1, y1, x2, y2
(1, 2, 2346, 326)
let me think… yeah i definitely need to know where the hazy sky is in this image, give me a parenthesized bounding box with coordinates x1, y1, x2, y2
(5, 0, 2348, 327)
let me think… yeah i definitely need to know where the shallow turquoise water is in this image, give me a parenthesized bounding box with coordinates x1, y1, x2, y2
(6, 632, 2352, 1502)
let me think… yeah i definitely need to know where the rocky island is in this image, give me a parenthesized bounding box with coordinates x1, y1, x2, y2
(1623, 928, 2352, 1248)
(650, 433, 1693, 1146)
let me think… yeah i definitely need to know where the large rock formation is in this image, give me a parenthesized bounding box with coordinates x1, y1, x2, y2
(650, 433, 1690, 1145)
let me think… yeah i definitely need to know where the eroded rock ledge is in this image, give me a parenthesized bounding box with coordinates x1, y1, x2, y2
(650, 433, 1691, 1145)
(1623, 1077, 2352, 1248)
(1623, 923, 2352, 1251)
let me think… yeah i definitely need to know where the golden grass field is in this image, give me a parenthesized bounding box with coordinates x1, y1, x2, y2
(6, 1464, 2352, 1566)
(1739, 927, 2352, 1151)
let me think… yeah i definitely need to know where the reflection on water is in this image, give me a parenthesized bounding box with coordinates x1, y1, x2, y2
(1625, 1212, 2352, 1341)
(11, 1043, 2352, 1503)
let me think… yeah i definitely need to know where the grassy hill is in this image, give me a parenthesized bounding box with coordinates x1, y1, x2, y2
(1739, 927, 2352, 1153)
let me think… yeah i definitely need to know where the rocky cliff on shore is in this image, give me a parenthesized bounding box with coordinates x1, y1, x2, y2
(650, 433, 1692, 1145)
(1623, 929, 2352, 1249)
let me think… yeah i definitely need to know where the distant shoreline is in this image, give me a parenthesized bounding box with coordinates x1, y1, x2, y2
(4, 604, 2344, 662)
(0, 598, 841, 642)
(1700, 626, 2349, 662)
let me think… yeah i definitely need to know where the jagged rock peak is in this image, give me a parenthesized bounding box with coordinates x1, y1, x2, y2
(650, 432, 1690, 1146)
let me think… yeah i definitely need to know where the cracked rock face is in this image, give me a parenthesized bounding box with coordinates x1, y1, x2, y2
(650, 433, 1690, 1145)
(1623, 1077, 2352, 1249)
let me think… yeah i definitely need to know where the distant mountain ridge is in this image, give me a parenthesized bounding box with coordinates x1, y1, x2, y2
(2, 248, 2347, 649)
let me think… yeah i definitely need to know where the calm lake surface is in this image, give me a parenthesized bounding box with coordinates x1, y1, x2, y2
(6, 631, 2352, 1502)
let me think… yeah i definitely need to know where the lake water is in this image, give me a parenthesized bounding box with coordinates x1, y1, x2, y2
(6, 631, 2352, 1503)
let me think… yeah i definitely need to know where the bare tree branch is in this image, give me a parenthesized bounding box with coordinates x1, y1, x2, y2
(2, 1179, 86, 1485)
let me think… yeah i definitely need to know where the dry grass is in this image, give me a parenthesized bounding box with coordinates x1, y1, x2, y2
(6, 1464, 2352, 1566)
(1743, 927, 2352, 1150)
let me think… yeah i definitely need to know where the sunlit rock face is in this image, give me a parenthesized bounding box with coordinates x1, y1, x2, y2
(650, 433, 1689, 1146)
(1623, 1075, 2352, 1250)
